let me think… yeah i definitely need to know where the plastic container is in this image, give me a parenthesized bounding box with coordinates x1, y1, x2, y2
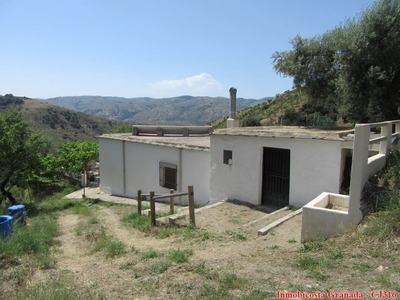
(0, 215, 13, 239)
(8, 204, 26, 225)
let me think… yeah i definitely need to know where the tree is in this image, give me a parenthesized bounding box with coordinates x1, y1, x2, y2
(0, 112, 45, 205)
(57, 141, 99, 174)
(272, 0, 400, 123)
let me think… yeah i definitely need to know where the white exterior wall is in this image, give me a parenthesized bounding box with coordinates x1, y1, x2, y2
(99, 138, 124, 195)
(99, 137, 210, 205)
(210, 135, 343, 207)
(181, 150, 211, 204)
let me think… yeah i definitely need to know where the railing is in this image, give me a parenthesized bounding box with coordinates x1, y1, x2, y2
(348, 120, 400, 214)
(136, 185, 195, 227)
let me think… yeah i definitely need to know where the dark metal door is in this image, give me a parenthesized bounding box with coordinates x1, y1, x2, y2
(262, 147, 290, 208)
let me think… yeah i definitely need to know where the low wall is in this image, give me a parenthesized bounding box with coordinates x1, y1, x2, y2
(302, 193, 354, 242)
(301, 120, 400, 242)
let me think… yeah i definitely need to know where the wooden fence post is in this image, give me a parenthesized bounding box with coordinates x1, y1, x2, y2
(170, 189, 175, 214)
(137, 190, 142, 215)
(150, 191, 156, 226)
(188, 185, 195, 226)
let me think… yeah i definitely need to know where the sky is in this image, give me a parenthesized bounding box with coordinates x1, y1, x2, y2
(0, 0, 374, 100)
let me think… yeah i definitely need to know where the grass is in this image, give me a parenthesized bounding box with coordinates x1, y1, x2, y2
(105, 240, 127, 258)
(0, 217, 60, 269)
(267, 244, 280, 250)
(149, 260, 172, 274)
(6, 272, 106, 299)
(219, 273, 247, 289)
(88, 232, 127, 258)
(168, 248, 193, 263)
(141, 248, 160, 260)
(194, 262, 218, 280)
(2, 150, 400, 299)
(181, 222, 212, 242)
(225, 230, 246, 241)
(122, 212, 152, 232)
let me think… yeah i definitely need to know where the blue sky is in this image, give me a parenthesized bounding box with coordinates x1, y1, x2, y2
(0, 0, 373, 99)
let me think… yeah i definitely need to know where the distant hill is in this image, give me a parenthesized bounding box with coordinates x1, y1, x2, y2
(210, 89, 308, 129)
(0, 94, 127, 146)
(40, 95, 271, 126)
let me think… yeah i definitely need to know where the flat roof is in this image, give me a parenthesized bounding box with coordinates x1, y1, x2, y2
(98, 133, 211, 150)
(98, 126, 355, 150)
(213, 126, 355, 141)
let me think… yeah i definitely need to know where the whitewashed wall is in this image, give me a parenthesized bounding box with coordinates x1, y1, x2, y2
(99, 137, 210, 205)
(209, 135, 343, 207)
(99, 138, 124, 195)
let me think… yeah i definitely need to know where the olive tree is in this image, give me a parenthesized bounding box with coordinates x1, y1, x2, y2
(272, 0, 400, 123)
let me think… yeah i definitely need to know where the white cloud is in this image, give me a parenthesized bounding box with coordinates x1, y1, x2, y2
(146, 73, 224, 97)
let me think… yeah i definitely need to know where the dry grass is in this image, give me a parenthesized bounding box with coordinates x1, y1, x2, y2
(1, 199, 399, 299)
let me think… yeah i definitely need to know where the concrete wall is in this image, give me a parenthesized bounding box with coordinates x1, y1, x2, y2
(99, 138, 124, 195)
(301, 192, 351, 242)
(209, 135, 343, 207)
(99, 137, 210, 205)
(301, 120, 400, 242)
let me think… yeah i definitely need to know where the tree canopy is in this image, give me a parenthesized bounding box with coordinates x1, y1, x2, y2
(272, 0, 400, 123)
(0, 112, 46, 205)
(57, 141, 99, 174)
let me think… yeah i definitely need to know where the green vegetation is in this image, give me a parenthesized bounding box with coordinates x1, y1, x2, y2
(0, 94, 126, 146)
(0, 149, 399, 298)
(210, 89, 309, 128)
(0, 112, 50, 205)
(0, 217, 60, 269)
(141, 248, 160, 260)
(57, 141, 99, 173)
(123, 212, 152, 232)
(273, 0, 400, 123)
(168, 248, 193, 263)
(292, 149, 400, 287)
(225, 229, 246, 241)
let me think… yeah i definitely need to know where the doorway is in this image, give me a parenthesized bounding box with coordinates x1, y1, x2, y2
(262, 147, 290, 208)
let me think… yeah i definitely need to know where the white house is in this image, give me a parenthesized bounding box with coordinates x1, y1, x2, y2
(209, 126, 354, 208)
(98, 124, 355, 208)
(98, 126, 211, 205)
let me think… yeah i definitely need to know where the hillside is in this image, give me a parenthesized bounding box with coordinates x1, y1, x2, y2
(0, 94, 126, 146)
(40, 95, 271, 126)
(210, 89, 308, 129)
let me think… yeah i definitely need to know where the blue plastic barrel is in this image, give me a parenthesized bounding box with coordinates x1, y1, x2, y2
(8, 204, 26, 224)
(0, 215, 13, 239)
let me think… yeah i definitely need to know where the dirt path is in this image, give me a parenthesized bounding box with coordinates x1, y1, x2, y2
(50, 201, 304, 299)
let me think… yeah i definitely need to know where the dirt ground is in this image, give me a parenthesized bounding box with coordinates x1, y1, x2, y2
(5, 196, 397, 299)
(49, 200, 303, 299)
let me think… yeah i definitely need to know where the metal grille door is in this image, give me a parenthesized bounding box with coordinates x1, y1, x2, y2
(262, 147, 290, 208)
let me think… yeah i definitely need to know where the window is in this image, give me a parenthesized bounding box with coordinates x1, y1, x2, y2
(159, 162, 178, 190)
(223, 150, 233, 165)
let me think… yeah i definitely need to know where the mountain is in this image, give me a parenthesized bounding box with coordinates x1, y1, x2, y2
(0, 94, 127, 146)
(40, 95, 271, 126)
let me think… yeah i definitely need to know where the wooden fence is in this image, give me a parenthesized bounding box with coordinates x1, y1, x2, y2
(136, 185, 195, 227)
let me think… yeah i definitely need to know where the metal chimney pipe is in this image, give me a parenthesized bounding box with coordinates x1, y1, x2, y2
(229, 87, 237, 119)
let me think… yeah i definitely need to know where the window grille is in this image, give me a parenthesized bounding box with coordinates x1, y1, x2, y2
(159, 162, 178, 190)
(223, 150, 233, 165)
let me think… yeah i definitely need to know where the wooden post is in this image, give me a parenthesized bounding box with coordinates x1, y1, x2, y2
(169, 189, 174, 214)
(137, 190, 142, 215)
(150, 191, 156, 226)
(188, 185, 195, 226)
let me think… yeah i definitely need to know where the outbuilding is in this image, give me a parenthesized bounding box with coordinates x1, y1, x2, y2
(209, 126, 353, 208)
(98, 126, 211, 205)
